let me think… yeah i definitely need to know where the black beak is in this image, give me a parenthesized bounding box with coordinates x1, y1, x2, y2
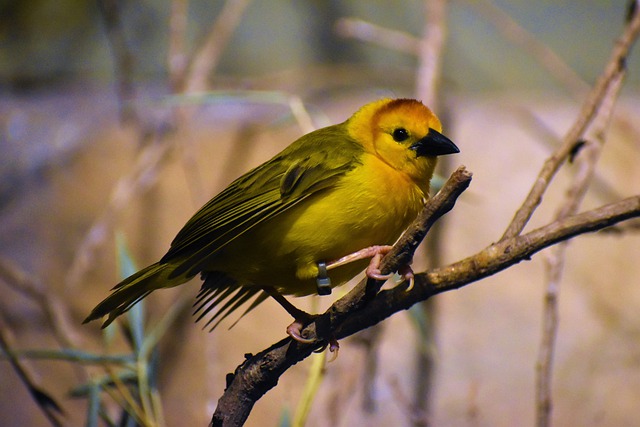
(410, 128, 459, 157)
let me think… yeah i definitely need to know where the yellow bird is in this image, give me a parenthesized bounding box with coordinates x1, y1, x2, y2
(84, 98, 458, 340)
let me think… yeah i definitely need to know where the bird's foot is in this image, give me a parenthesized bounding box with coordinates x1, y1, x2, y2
(362, 246, 415, 288)
(287, 317, 340, 362)
(286, 316, 317, 344)
(327, 244, 414, 285)
(363, 245, 395, 280)
(285, 311, 340, 361)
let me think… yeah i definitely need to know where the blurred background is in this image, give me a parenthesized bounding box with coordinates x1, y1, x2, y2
(1, 0, 639, 426)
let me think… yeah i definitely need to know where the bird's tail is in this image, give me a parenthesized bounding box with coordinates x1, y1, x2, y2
(83, 262, 187, 328)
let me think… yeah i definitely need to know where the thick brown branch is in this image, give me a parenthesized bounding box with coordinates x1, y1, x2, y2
(333, 195, 640, 339)
(211, 187, 640, 426)
(211, 166, 472, 426)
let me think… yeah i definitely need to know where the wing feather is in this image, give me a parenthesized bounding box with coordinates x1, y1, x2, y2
(161, 124, 364, 279)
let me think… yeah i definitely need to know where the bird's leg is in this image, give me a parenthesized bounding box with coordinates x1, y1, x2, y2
(326, 245, 414, 285)
(263, 286, 316, 344)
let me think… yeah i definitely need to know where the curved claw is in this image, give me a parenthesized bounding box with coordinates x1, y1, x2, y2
(327, 339, 340, 363)
(286, 320, 315, 344)
(398, 265, 415, 291)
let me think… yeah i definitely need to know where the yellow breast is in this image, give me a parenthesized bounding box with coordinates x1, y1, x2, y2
(215, 152, 427, 295)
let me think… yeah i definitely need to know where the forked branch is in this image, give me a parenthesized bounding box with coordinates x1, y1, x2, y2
(210, 165, 640, 426)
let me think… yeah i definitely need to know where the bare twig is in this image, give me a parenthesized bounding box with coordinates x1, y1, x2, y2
(172, 0, 253, 205)
(413, 1, 449, 424)
(479, 0, 640, 189)
(464, 0, 589, 98)
(0, 318, 64, 427)
(335, 195, 640, 338)
(511, 107, 624, 202)
(416, 0, 448, 109)
(535, 57, 626, 427)
(97, 0, 138, 123)
(183, 0, 252, 93)
(0, 258, 79, 348)
(501, 8, 640, 240)
(335, 17, 420, 56)
(168, 0, 190, 91)
(70, 0, 184, 289)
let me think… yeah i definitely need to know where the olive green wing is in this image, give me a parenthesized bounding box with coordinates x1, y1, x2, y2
(162, 123, 364, 279)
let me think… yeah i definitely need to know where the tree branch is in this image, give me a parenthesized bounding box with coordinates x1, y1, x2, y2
(211, 166, 472, 426)
(210, 160, 640, 426)
(536, 49, 627, 427)
(501, 7, 640, 240)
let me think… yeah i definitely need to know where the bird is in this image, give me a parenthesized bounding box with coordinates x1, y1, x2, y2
(83, 98, 459, 343)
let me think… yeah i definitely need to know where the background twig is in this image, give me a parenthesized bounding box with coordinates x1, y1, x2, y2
(502, 8, 640, 240)
(536, 50, 627, 427)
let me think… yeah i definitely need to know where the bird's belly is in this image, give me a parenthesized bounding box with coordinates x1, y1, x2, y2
(211, 157, 427, 295)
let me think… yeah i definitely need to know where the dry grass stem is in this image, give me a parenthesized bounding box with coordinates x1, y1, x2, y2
(0, 319, 64, 427)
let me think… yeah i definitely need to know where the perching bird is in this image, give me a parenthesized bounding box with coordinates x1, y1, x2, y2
(84, 98, 459, 341)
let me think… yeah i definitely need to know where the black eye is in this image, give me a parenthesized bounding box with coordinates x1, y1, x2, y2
(392, 128, 409, 142)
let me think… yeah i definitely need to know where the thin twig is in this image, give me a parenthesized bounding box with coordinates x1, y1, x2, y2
(416, 0, 448, 109)
(173, 0, 253, 205)
(183, 0, 252, 93)
(70, 0, 182, 289)
(168, 0, 190, 91)
(334, 17, 420, 56)
(535, 57, 626, 427)
(464, 0, 589, 98)
(0, 258, 79, 348)
(510, 106, 624, 202)
(501, 8, 640, 240)
(413, 1, 449, 424)
(97, 0, 138, 123)
(334, 196, 640, 339)
(0, 318, 64, 427)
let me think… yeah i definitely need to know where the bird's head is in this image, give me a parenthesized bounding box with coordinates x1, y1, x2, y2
(346, 98, 459, 184)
